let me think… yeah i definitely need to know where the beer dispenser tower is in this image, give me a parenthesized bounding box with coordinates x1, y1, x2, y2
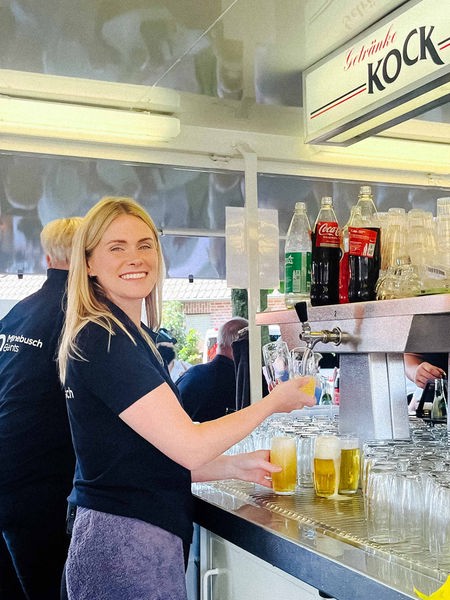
(256, 297, 450, 443)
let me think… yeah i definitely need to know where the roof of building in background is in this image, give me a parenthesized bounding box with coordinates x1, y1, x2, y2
(0, 274, 233, 302)
(163, 278, 231, 301)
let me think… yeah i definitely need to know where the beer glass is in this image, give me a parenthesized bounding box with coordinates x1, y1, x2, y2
(338, 435, 360, 495)
(297, 432, 316, 488)
(365, 463, 403, 545)
(289, 347, 318, 400)
(262, 340, 290, 390)
(313, 434, 341, 498)
(397, 471, 424, 554)
(429, 480, 450, 570)
(270, 435, 297, 495)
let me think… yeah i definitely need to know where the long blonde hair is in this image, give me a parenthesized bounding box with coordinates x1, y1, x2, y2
(58, 196, 165, 383)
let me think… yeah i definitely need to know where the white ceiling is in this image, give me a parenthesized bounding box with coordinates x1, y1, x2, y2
(0, 0, 449, 180)
(0, 0, 406, 102)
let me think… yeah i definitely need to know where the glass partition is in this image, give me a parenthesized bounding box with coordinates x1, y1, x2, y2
(1, 153, 450, 277)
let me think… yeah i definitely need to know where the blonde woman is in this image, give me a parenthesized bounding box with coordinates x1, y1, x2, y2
(58, 196, 314, 599)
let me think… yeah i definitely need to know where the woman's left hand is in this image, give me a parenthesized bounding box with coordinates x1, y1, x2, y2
(228, 449, 281, 488)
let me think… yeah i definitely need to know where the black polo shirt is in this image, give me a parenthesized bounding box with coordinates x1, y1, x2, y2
(65, 302, 193, 544)
(0, 269, 74, 517)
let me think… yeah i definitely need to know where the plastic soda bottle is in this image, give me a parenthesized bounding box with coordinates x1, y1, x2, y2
(348, 185, 382, 302)
(284, 202, 312, 308)
(310, 196, 341, 306)
(339, 205, 363, 304)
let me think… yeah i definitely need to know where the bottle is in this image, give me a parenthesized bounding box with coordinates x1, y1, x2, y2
(284, 202, 312, 308)
(310, 196, 341, 306)
(431, 377, 447, 422)
(333, 368, 340, 406)
(319, 376, 333, 405)
(348, 185, 382, 303)
(339, 206, 363, 304)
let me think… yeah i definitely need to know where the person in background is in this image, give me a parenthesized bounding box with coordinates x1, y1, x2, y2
(157, 342, 176, 373)
(176, 317, 249, 421)
(0, 217, 82, 600)
(404, 353, 447, 389)
(157, 341, 192, 382)
(57, 196, 315, 599)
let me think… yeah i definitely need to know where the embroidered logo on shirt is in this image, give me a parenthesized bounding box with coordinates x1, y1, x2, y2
(0, 333, 43, 353)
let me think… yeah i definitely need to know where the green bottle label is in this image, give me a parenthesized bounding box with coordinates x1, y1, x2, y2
(285, 251, 311, 294)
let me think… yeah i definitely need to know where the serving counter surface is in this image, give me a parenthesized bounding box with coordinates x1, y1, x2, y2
(193, 481, 445, 600)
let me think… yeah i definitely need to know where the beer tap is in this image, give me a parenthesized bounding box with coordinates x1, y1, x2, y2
(294, 302, 343, 376)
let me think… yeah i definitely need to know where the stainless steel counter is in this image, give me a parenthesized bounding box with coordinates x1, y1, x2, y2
(192, 481, 445, 600)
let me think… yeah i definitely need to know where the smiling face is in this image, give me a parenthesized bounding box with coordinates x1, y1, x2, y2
(87, 213, 159, 322)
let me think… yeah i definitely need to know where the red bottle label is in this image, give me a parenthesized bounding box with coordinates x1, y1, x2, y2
(348, 227, 378, 257)
(314, 222, 340, 248)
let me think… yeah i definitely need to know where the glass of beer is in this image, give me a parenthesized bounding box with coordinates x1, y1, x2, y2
(270, 435, 297, 495)
(262, 340, 291, 390)
(338, 435, 360, 495)
(313, 434, 341, 498)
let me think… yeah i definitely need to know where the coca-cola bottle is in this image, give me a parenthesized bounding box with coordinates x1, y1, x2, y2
(310, 196, 341, 306)
(339, 205, 362, 304)
(348, 185, 381, 303)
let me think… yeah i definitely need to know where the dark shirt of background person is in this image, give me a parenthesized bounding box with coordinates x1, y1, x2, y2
(176, 317, 248, 422)
(0, 217, 82, 600)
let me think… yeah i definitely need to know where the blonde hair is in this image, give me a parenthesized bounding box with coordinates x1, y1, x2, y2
(58, 196, 165, 383)
(40, 217, 83, 264)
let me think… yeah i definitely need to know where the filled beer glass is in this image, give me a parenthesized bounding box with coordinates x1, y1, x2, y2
(270, 435, 297, 495)
(313, 434, 340, 498)
(338, 435, 360, 495)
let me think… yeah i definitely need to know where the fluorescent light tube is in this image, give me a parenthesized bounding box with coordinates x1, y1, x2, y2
(0, 96, 180, 145)
(0, 69, 180, 113)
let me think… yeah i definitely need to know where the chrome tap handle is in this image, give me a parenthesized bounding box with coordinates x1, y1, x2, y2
(294, 301, 342, 348)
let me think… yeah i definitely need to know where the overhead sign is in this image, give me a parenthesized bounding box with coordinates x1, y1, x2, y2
(303, 0, 450, 145)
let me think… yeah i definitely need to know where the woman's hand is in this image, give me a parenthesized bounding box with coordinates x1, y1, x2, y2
(191, 450, 281, 487)
(267, 377, 316, 413)
(227, 450, 281, 488)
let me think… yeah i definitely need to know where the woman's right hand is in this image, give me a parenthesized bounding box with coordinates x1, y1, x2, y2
(267, 376, 316, 413)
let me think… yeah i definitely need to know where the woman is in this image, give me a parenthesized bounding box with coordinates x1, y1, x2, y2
(58, 196, 314, 599)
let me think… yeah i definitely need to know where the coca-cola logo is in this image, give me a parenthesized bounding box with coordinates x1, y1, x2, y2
(318, 223, 339, 237)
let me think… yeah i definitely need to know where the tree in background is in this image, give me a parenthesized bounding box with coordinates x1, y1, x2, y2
(161, 300, 201, 365)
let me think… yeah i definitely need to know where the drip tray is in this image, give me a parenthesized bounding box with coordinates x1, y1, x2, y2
(204, 480, 443, 580)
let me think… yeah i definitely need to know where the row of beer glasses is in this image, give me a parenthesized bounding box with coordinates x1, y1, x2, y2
(312, 433, 360, 498)
(362, 426, 450, 570)
(225, 413, 336, 485)
(268, 427, 361, 497)
(228, 413, 362, 499)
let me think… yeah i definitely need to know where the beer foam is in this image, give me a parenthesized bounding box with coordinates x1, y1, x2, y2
(340, 437, 359, 450)
(271, 436, 296, 451)
(315, 436, 340, 459)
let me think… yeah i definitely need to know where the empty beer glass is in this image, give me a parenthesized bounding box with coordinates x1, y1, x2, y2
(365, 463, 403, 545)
(262, 340, 291, 390)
